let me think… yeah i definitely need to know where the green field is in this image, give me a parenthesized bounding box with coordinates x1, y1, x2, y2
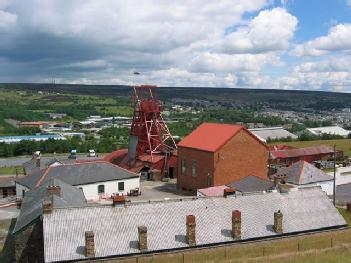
(270, 139, 351, 157)
(0, 166, 24, 175)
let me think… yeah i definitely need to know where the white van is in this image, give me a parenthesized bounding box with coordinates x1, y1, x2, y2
(88, 149, 96, 157)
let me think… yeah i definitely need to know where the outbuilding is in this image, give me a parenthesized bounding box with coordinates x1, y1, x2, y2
(177, 123, 268, 191)
(16, 161, 140, 201)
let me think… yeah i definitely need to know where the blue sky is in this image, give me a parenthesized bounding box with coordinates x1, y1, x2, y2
(0, 0, 350, 92)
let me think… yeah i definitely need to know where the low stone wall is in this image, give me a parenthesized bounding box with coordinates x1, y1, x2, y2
(14, 220, 43, 263)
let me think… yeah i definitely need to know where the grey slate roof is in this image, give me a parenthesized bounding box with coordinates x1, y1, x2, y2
(275, 161, 333, 185)
(23, 158, 40, 175)
(16, 161, 139, 190)
(13, 178, 86, 234)
(43, 187, 346, 262)
(16, 169, 46, 189)
(226, 175, 275, 193)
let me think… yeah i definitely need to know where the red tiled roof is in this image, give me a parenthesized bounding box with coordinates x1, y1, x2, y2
(138, 154, 165, 164)
(178, 123, 266, 152)
(178, 123, 242, 152)
(271, 146, 334, 159)
(104, 149, 128, 162)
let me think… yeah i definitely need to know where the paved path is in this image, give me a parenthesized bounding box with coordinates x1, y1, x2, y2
(128, 180, 194, 202)
(0, 207, 19, 220)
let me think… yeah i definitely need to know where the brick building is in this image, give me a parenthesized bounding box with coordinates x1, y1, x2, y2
(177, 123, 268, 191)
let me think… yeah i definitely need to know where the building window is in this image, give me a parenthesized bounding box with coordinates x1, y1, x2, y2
(118, 182, 125, 191)
(98, 184, 105, 194)
(191, 160, 197, 177)
(181, 159, 186, 175)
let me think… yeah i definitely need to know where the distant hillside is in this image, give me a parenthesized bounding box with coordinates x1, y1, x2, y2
(1, 83, 350, 111)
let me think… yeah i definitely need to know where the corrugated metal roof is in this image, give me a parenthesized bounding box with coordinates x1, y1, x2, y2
(43, 187, 346, 262)
(178, 123, 264, 152)
(271, 146, 334, 159)
(274, 161, 333, 185)
(307, 126, 350, 137)
(249, 127, 298, 142)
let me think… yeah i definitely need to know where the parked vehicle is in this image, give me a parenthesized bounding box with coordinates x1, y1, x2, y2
(87, 149, 96, 157)
(68, 149, 77, 159)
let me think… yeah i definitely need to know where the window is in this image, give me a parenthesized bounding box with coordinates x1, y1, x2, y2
(118, 182, 125, 191)
(181, 159, 186, 175)
(98, 184, 105, 194)
(191, 160, 197, 177)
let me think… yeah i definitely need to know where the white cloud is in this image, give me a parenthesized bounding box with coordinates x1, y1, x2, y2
(0, 10, 16, 29)
(292, 24, 351, 56)
(347, 0, 351, 7)
(0, 1, 308, 90)
(220, 8, 297, 54)
(274, 57, 351, 91)
(190, 52, 280, 73)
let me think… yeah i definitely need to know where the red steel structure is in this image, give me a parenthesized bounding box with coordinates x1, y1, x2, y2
(128, 85, 177, 163)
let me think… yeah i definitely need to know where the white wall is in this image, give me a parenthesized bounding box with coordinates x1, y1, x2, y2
(76, 177, 140, 201)
(16, 183, 30, 199)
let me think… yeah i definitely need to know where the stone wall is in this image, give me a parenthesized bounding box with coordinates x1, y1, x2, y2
(14, 220, 44, 263)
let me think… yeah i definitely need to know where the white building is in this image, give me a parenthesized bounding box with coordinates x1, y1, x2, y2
(16, 161, 140, 201)
(249, 127, 298, 142)
(307, 126, 350, 137)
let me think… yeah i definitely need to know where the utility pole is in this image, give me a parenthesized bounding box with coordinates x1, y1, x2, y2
(333, 144, 336, 206)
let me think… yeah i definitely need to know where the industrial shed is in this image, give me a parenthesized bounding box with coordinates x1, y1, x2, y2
(249, 127, 297, 142)
(270, 145, 339, 166)
(307, 126, 350, 137)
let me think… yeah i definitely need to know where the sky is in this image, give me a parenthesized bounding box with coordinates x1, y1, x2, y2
(0, 0, 351, 92)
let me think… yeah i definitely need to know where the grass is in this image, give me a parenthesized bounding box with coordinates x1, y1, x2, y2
(0, 166, 24, 175)
(270, 139, 351, 157)
(337, 208, 351, 225)
(244, 245, 351, 263)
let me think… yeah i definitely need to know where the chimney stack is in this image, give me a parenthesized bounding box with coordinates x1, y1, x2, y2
(273, 210, 283, 234)
(113, 195, 126, 207)
(85, 231, 95, 258)
(138, 226, 148, 251)
(186, 215, 196, 246)
(47, 185, 61, 196)
(224, 187, 236, 198)
(232, 210, 241, 240)
(43, 200, 53, 214)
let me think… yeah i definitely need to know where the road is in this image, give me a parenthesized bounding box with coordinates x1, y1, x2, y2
(0, 154, 106, 168)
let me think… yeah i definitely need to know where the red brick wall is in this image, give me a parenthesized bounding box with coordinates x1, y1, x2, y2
(213, 129, 268, 186)
(177, 147, 214, 190)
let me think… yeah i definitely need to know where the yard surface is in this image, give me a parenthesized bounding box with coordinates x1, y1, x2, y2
(271, 139, 351, 157)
